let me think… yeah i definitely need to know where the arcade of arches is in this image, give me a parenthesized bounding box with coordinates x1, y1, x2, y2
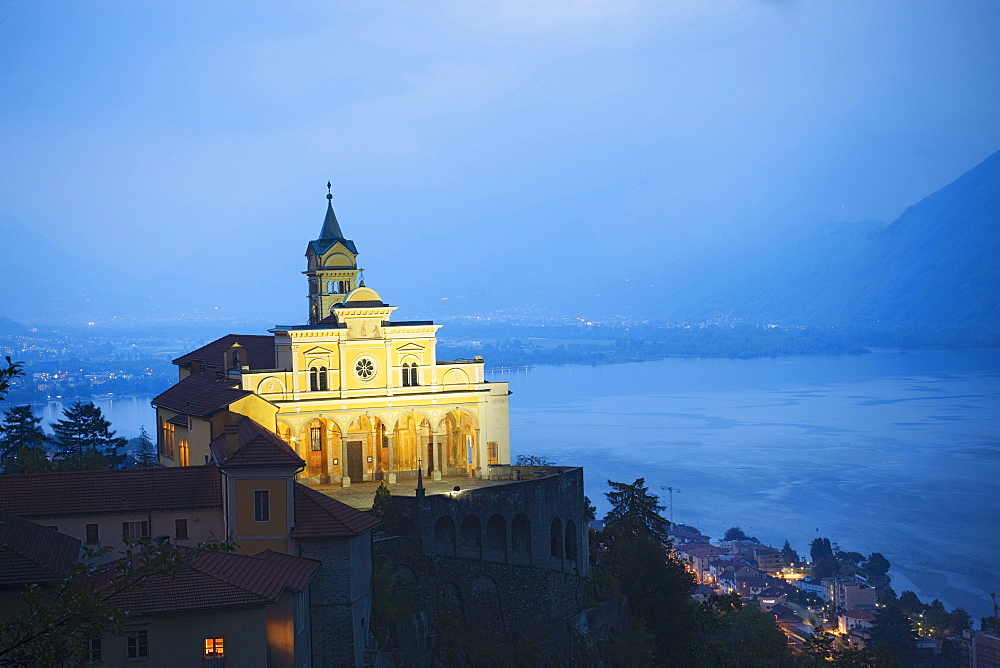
(278, 409, 481, 484)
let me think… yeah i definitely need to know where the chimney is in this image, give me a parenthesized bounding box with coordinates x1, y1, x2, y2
(224, 423, 240, 455)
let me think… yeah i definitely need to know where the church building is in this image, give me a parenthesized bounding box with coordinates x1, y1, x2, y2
(153, 187, 511, 487)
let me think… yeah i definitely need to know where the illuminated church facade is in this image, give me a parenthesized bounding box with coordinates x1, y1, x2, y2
(153, 189, 511, 485)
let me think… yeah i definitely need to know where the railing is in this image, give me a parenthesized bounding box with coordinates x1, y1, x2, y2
(204, 657, 226, 667)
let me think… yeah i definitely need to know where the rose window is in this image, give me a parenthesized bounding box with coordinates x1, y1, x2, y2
(355, 358, 375, 380)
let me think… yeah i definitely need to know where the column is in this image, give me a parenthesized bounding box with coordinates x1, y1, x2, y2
(431, 431, 442, 481)
(473, 428, 482, 479)
(325, 424, 336, 484)
(386, 432, 397, 485)
(340, 433, 350, 488)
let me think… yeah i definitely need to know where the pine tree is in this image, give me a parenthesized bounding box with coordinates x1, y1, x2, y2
(604, 478, 670, 544)
(0, 356, 22, 401)
(0, 405, 50, 474)
(869, 604, 919, 667)
(781, 539, 800, 565)
(52, 402, 126, 471)
(132, 426, 158, 468)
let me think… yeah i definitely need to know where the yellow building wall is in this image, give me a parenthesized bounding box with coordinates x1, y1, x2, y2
(234, 478, 288, 537)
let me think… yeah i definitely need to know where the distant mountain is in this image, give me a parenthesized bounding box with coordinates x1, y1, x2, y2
(578, 150, 999, 332)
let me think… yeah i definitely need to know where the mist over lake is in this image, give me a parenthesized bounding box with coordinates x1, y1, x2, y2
(498, 348, 999, 620)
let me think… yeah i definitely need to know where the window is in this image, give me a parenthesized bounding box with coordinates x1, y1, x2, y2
(254, 490, 270, 522)
(401, 363, 410, 387)
(175, 519, 188, 540)
(178, 439, 189, 467)
(160, 420, 175, 458)
(410, 365, 418, 386)
(87, 637, 101, 663)
(309, 367, 318, 391)
(355, 357, 375, 380)
(488, 442, 499, 466)
(204, 638, 224, 658)
(310, 427, 322, 451)
(86, 523, 99, 545)
(122, 521, 149, 541)
(127, 629, 148, 660)
(319, 366, 328, 391)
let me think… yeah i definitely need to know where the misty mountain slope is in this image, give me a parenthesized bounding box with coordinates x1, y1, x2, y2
(857, 150, 1000, 328)
(585, 150, 999, 330)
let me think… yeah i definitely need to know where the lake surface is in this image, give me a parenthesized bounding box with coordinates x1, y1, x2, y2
(496, 349, 1000, 620)
(36, 349, 999, 618)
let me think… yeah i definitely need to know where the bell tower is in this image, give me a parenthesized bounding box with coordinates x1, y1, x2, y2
(304, 183, 361, 324)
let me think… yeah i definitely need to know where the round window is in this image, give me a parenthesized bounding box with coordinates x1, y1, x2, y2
(355, 357, 376, 380)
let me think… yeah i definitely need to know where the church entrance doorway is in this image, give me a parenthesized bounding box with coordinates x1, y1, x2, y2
(347, 441, 363, 481)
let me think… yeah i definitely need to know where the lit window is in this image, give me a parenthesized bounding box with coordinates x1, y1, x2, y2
(254, 490, 270, 522)
(86, 523, 99, 545)
(178, 439, 189, 467)
(204, 637, 224, 658)
(310, 427, 322, 451)
(127, 629, 148, 660)
(122, 521, 149, 541)
(175, 519, 188, 540)
(161, 420, 175, 458)
(87, 637, 101, 663)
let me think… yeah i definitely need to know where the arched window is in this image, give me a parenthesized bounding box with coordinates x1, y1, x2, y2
(550, 518, 563, 558)
(401, 363, 411, 387)
(318, 366, 328, 391)
(512, 513, 531, 556)
(410, 364, 419, 386)
(309, 367, 318, 392)
(565, 519, 578, 562)
(327, 281, 334, 294)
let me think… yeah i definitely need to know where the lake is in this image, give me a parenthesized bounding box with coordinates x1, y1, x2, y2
(37, 348, 999, 619)
(498, 348, 1000, 621)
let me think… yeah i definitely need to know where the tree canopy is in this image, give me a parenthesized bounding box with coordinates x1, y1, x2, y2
(604, 478, 670, 544)
(1, 405, 51, 474)
(0, 356, 22, 400)
(52, 401, 127, 471)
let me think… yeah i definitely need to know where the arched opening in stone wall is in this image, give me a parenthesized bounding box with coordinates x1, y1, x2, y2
(511, 513, 531, 564)
(468, 575, 504, 634)
(303, 417, 338, 479)
(346, 414, 384, 482)
(565, 519, 578, 563)
(550, 518, 563, 559)
(442, 410, 477, 476)
(459, 514, 482, 559)
(394, 412, 429, 475)
(435, 516, 456, 557)
(436, 582, 464, 618)
(485, 514, 507, 561)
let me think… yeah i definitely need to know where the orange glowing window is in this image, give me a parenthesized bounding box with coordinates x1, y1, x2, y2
(178, 439, 190, 467)
(204, 638, 224, 657)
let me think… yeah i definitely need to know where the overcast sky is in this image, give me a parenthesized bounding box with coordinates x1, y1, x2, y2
(2, 1, 998, 323)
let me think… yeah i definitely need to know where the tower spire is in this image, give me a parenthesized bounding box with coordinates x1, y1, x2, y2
(319, 181, 344, 241)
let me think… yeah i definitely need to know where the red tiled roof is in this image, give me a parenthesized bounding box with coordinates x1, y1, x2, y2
(151, 369, 251, 417)
(109, 549, 319, 616)
(0, 466, 222, 519)
(844, 608, 877, 621)
(291, 484, 380, 538)
(0, 509, 81, 585)
(210, 418, 304, 469)
(677, 544, 728, 558)
(172, 334, 276, 370)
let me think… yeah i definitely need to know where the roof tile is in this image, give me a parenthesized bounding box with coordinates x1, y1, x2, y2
(291, 484, 380, 538)
(0, 466, 222, 518)
(151, 369, 251, 417)
(172, 335, 276, 370)
(210, 418, 304, 469)
(0, 509, 81, 585)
